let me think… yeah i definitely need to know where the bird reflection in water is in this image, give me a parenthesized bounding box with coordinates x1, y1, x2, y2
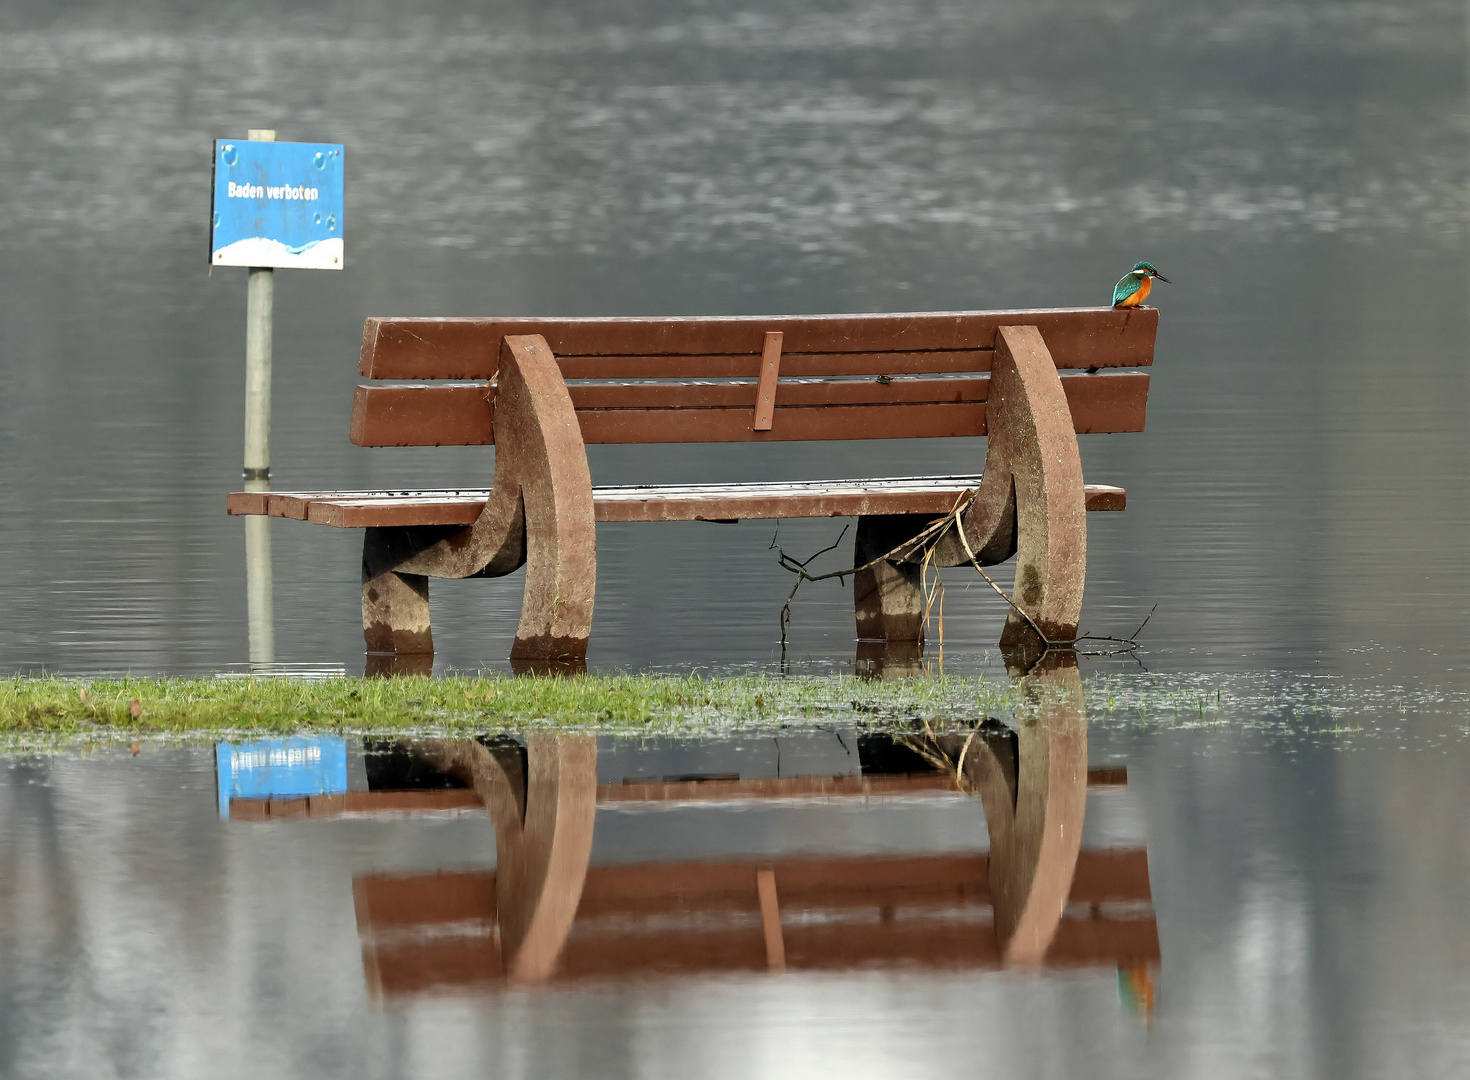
(334, 650, 1160, 1009)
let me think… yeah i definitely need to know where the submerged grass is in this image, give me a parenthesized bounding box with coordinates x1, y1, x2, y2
(0, 673, 1023, 744)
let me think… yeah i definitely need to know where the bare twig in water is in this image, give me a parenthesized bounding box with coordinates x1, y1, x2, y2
(774, 524, 851, 663)
(770, 489, 1157, 658)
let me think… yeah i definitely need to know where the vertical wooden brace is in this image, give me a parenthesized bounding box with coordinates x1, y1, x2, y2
(752, 332, 783, 431)
(756, 868, 786, 970)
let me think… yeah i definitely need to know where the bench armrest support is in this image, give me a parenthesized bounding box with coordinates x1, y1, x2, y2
(381, 334, 597, 663)
(927, 324, 1087, 645)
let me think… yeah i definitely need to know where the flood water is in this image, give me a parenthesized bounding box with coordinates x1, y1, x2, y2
(3, 0, 1470, 1076)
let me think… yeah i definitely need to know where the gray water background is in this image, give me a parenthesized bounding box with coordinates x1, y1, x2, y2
(3, 0, 1468, 676)
(5, 1, 1470, 1078)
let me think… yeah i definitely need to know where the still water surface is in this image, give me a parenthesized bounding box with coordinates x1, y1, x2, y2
(1, 0, 1468, 675)
(2, 0, 1470, 1076)
(7, 660, 1470, 1080)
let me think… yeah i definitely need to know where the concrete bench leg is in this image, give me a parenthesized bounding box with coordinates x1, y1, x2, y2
(853, 513, 932, 645)
(362, 566, 431, 655)
(929, 324, 1087, 649)
(362, 525, 451, 660)
(379, 334, 596, 669)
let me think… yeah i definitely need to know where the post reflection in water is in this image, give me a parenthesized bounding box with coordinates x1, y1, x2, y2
(226, 652, 1159, 1006)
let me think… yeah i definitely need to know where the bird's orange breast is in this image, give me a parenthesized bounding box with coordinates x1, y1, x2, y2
(1117, 276, 1152, 307)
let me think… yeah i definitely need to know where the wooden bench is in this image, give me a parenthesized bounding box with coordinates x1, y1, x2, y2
(227, 307, 1157, 667)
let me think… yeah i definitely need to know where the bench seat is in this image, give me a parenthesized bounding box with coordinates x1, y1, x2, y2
(228, 476, 1127, 529)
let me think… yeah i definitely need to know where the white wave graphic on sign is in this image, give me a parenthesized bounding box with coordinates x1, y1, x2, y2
(212, 236, 343, 270)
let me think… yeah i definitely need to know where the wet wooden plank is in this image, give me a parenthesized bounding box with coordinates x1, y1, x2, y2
(569, 376, 991, 410)
(557, 349, 991, 379)
(354, 871, 496, 932)
(577, 401, 990, 443)
(360, 308, 1158, 378)
(362, 938, 504, 997)
(226, 479, 1128, 528)
(350, 382, 494, 447)
(226, 491, 270, 516)
(547, 854, 994, 917)
(230, 767, 1130, 823)
(362, 907, 1154, 991)
(347, 372, 1149, 446)
(1065, 847, 1153, 904)
(347, 848, 1148, 928)
(230, 790, 483, 818)
(1045, 917, 1161, 967)
(598, 764, 1129, 803)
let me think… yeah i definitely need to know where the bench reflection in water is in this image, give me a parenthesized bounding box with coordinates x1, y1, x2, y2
(225, 653, 1159, 1005)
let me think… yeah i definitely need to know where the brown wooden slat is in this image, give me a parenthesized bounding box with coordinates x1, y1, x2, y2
(307, 498, 479, 529)
(1068, 371, 1151, 434)
(574, 855, 991, 920)
(1087, 765, 1128, 786)
(779, 921, 1006, 971)
(363, 912, 1155, 991)
(555, 927, 769, 980)
(598, 765, 1129, 805)
(764, 855, 989, 904)
(349, 850, 1150, 929)
(1045, 917, 1161, 968)
(557, 350, 991, 379)
(350, 382, 493, 447)
(348, 372, 1148, 446)
(227, 491, 269, 516)
(231, 765, 1131, 823)
(227, 481, 1128, 528)
(593, 480, 999, 523)
(362, 938, 503, 996)
(1084, 485, 1127, 512)
(360, 308, 1158, 378)
(354, 871, 496, 932)
(598, 774, 961, 806)
(306, 497, 487, 529)
(570, 377, 991, 410)
(553, 921, 1009, 979)
(1066, 847, 1153, 904)
(230, 790, 483, 819)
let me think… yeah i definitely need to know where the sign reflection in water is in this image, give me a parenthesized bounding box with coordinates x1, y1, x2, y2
(214, 736, 349, 818)
(223, 652, 1160, 1009)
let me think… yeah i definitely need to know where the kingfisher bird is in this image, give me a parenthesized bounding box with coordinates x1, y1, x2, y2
(1112, 261, 1171, 308)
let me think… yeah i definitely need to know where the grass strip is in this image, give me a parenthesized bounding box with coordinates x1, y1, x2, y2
(3, 670, 1440, 749)
(0, 673, 1023, 743)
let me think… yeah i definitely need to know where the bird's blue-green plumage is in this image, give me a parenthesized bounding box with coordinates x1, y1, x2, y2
(1111, 261, 1162, 307)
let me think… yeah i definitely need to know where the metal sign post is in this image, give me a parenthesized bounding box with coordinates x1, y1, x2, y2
(242, 130, 275, 666)
(243, 129, 276, 486)
(211, 131, 345, 668)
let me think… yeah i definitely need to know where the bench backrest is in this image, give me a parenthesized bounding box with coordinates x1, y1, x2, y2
(350, 308, 1156, 447)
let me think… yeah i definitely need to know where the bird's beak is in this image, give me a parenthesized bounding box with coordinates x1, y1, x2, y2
(1153, 274, 1172, 284)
